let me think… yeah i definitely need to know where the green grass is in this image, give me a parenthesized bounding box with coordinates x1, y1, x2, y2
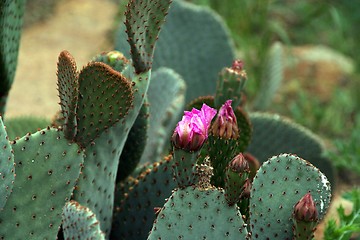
(324, 188, 360, 239)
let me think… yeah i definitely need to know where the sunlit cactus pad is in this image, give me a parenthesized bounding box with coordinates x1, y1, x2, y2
(249, 153, 331, 239)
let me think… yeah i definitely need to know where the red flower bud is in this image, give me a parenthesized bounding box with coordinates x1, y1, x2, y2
(293, 193, 318, 222)
(211, 100, 239, 139)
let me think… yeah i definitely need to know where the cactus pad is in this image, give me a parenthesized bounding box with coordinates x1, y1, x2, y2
(4, 116, 49, 140)
(111, 156, 176, 239)
(253, 42, 284, 110)
(247, 112, 335, 187)
(0, 127, 84, 239)
(124, 0, 172, 73)
(0, 117, 14, 209)
(0, 0, 26, 114)
(117, 0, 235, 103)
(75, 62, 134, 147)
(62, 200, 105, 240)
(249, 153, 331, 239)
(147, 187, 248, 239)
(117, 99, 149, 182)
(57, 50, 79, 140)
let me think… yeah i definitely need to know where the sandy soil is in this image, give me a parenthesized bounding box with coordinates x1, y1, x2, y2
(7, 0, 118, 118)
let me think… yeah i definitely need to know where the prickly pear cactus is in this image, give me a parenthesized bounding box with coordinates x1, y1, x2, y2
(148, 186, 248, 239)
(111, 155, 176, 239)
(253, 42, 284, 110)
(116, 0, 235, 103)
(0, 117, 14, 209)
(62, 201, 105, 240)
(249, 154, 331, 239)
(71, 0, 172, 236)
(0, 0, 26, 115)
(247, 112, 336, 187)
(117, 99, 149, 181)
(4, 116, 49, 140)
(57, 50, 79, 140)
(0, 127, 84, 239)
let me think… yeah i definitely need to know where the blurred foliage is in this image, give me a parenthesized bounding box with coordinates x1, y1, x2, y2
(325, 115, 360, 176)
(324, 188, 360, 239)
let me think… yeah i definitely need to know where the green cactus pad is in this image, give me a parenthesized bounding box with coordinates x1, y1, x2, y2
(4, 116, 49, 140)
(249, 153, 331, 239)
(124, 0, 172, 73)
(117, 99, 149, 182)
(57, 50, 79, 140)
(62, 200, 105, 240)
(140, 67, 186, 164)
(147, 187, 248, 239)
(0, 117, 14, 209)
(113, 162, 151, 207)
(111, 156, 176, 240)
(246, 112, 335, 188)
(74, 129, 126, 236)
(0, 0, 26, 114)
(253, 42, 284, 110)
(75, 62, 134, 147)
(206, 137, 240, 188)
(0, 127, 84, 239)
(116, 0, 235, 103)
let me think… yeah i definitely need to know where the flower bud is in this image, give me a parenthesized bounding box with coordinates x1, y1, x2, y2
(293, 193, 318, 222)
(243, 152, 260, 180)
(231, 59, 244, 72)
(211, 100, 239, 139)
(228, 153, 250, 173)
(224, 153, 250, 206)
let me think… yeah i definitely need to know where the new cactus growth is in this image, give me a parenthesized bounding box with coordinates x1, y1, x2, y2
(0, 0, 336, 239)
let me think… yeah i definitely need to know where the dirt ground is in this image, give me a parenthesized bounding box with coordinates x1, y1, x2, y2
(6, 0, 118, 118)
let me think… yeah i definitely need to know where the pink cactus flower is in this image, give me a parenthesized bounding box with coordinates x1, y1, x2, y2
(172, 104, 217, 151)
